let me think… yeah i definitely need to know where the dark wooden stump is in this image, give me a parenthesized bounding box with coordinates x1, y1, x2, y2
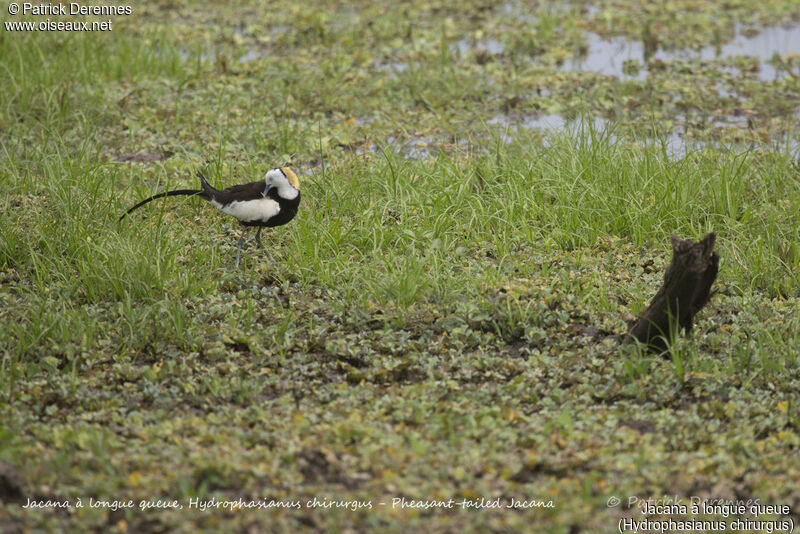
(625, 232, 719, 352)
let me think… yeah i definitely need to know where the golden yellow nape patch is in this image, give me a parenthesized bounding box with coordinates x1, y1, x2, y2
(281, 167, 300, 190)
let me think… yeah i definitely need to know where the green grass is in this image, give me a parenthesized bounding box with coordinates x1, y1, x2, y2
(2, 1, 800, 532)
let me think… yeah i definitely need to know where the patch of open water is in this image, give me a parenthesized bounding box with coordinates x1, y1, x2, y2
(565, 23, 800, 81)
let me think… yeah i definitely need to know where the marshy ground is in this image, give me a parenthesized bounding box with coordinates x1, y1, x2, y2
(1, 0, 800, 532)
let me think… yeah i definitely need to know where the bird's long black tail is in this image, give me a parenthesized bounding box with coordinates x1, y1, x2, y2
(119, 189, 210, 221)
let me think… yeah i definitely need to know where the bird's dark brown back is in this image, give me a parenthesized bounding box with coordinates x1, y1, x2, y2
(210, 180, 267, 204)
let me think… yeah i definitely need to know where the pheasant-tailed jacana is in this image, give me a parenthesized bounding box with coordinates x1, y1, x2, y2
(120, 168, 301, 266)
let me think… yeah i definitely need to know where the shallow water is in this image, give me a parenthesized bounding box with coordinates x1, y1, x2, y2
(238, 49, 266, 62)
(566, 23, 800, 81)
(451, 38, 506, 57)
(483, 111, 800, 160)
(487, 114, 607, 134)
(372, 61, 409, 77)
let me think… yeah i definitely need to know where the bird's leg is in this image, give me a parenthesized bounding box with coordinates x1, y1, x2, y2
(255, 227, 264, 249)
(235, 227, 249, 268)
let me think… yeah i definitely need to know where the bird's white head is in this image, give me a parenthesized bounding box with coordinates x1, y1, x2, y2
(265, 168, 300, 200)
